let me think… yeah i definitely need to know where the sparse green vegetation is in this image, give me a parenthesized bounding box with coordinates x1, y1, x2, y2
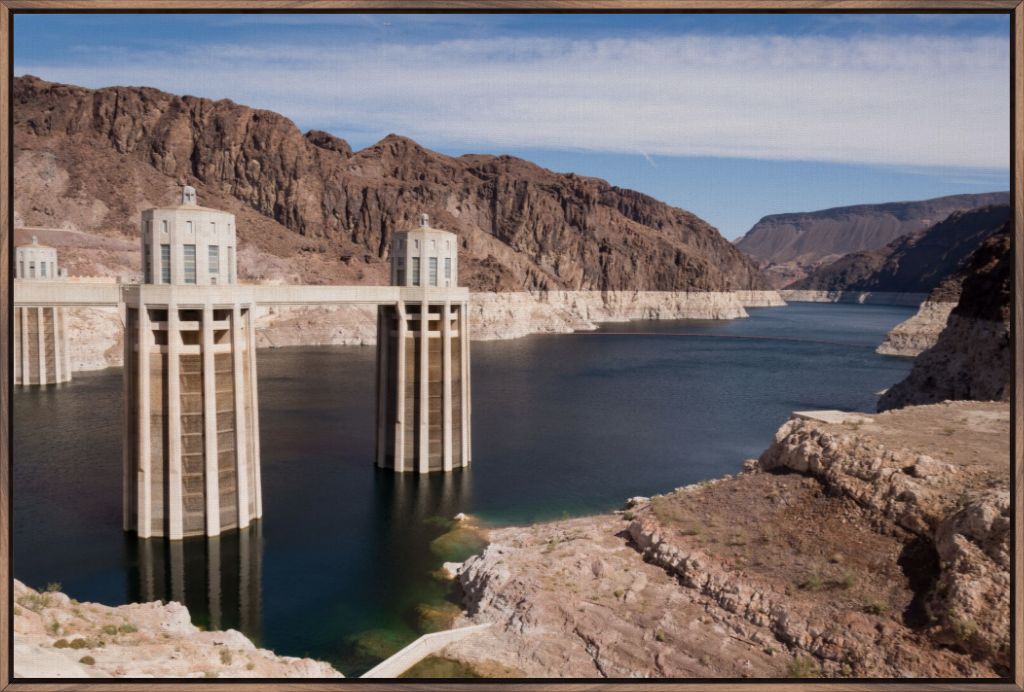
(798, 573, 824, 592)
(79, 656, 95, 666)
(17, 592, 52, 612)
(101, 624, 119, 636)
(654, 630, 667, 643)
(53, 639, 70, 648)
(950, 617, 978, 642)
(220, 649, 233, 665)
(863, 600, 889, 615)
(45, 582, 62, 593)
(48, 621, 60, 635)
(785, 656, 820, 678)
(118, 623, 137, 634)
(68, 638, 89, 650)
(833, 572, 855, 590)
(203, 670, 219, 679)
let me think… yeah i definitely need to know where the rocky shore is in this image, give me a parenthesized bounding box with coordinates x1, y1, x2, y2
(60, 289, 786, 373)
(440, 402, 1009, 678)
(13, 580, 343, 678)
(876, 301, 956, 357)
(780, 290, 926, 306)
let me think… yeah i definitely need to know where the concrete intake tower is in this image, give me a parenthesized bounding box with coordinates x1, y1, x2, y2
(123, 186, 262, 539)
(376, 214, 471, 473)
(13, 237, 71, 386)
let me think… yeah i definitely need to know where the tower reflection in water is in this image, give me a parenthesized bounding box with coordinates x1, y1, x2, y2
(126, 524, 262, 642)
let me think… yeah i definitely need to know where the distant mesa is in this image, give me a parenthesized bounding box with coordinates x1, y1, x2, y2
(735, 192, 1009, 288)
(788, 204, 1010, 294)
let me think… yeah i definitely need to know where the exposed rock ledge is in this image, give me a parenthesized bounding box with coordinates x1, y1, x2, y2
(876, 301, 956, 357)
(13, 580, 343, 678)
(441, 402, 1008, 679)
(780, 290, 926, 307)
(60, 290, 785, 373)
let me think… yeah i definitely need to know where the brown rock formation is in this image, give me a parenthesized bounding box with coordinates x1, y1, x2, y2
(736, 193, 1008, 287)
(14, 75, 767, 293)
(789, 205, 1009, 293)
(878, 225, 1011, 411)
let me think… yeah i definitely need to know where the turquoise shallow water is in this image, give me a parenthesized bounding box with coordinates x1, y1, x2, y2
(13, 302, 914, 675)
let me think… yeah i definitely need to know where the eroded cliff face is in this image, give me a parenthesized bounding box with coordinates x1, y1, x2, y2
(14, 75, 768, 294)
(876, 301, 955, 358)
(878, 226, 1011, 411)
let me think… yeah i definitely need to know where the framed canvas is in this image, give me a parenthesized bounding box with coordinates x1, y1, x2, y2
(1, 1, 1021, 689)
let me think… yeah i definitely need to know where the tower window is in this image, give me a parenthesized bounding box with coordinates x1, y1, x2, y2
(162, 220, 168, 233)
(228, 247, 234, 283)
(41, 262, 47, 278)
(160, 244, 171, 283)
(210, 221, 217, 234)
(144, 244, 151, 283)
(186, 220, 193, 234)
(429, 257, 438, 286)
(184, 244, 196, 284)
(411, 257, 421, 286)
(444, 257, 451, 279)
(209, 245, 220, 275)
(28, 262, 35, 278)
(18, 261, 24, 277)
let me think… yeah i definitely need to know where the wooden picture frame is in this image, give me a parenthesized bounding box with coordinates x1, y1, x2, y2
(1, 1, 1021, 689)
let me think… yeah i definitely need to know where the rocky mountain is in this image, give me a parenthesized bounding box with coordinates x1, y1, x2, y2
(13, 75, 767, 293)
(878, 222, 1011, 411)
(788, 205, 1009, 294)
(736, 193, 1009, 288)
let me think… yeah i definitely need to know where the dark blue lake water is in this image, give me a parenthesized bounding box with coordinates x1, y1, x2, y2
(13, 302, 914, 675)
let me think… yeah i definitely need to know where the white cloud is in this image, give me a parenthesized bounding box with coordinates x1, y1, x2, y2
(16, 33, 1009, 169)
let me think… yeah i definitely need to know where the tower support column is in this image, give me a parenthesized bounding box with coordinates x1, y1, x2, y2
(232, 304, 251, 530)
(202, 306, 221, 536)
(418, 298, 430, 474)
(137, 304, 153, 538)
(442, 301, 453, 472)
(394, 301, 407, 473)
(166, 302, 184, 540)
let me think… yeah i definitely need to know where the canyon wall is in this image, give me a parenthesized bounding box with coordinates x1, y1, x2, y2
(878, 225, 1011, 411)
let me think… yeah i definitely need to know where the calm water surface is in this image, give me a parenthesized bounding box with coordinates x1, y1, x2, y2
(13, 303, 914, 675)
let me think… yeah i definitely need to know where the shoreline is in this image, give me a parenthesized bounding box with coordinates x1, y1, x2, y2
(58, 289, 787, 374)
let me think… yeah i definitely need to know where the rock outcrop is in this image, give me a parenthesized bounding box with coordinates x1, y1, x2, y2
(789, 205, 1009, 294)
(735, 193, 1008, 288)
(13, 580, 342, 678)
(876, 301, 956, 357)
(443, 403, 1008, 679)
(14, 75, 768, 294)
(878, 225, 1011, 410)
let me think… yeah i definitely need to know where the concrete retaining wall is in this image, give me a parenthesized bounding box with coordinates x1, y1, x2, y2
(361, 623, 492, 678)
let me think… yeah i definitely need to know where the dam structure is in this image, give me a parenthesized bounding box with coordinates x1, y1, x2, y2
(122, 187, 262, 539)
(376, 215, 472, 473)
(13, 237, 71, 386)
(13, 189, 475, 540)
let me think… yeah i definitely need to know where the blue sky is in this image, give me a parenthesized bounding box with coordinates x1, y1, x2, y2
(14, 12, 1010, 239)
